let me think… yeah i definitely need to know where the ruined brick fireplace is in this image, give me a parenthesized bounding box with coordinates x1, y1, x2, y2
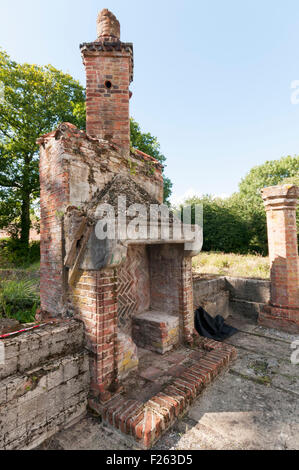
(38, 9, 202, 407)
(37, 10, 236, 447)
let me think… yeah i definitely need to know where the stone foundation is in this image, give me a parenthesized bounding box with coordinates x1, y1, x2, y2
(0, 321, 89, 449)
(193, 276, 229, 319)
(226, 277, 270, 320)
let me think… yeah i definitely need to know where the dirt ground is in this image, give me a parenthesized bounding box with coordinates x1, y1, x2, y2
(38, 312, 299, 451)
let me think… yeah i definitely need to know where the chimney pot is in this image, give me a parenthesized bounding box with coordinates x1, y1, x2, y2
(97, 9, 120, 40)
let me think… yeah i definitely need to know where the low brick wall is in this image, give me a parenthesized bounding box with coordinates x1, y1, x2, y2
(0, 320, 89, 450)
(193, 275, 270, 320)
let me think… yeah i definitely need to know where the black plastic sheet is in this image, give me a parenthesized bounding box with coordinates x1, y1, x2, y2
(194, 306, 238, 342)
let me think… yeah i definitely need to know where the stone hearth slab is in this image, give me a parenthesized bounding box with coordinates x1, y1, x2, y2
(102, 338, 237, 449)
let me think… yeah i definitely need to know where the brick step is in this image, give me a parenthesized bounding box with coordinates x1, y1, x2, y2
(103, 339, 237, 449)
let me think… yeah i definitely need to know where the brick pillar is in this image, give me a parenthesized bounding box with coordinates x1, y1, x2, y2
(80, 9, 133, 155)
(71, 269, 120, 406)
(38, 132, 70, 317)
(259, 184, 299, 333)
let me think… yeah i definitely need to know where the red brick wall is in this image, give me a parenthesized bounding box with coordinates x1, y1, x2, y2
(180, 256, 194, 344)
(148, 244, 194, 344)
(267, 209, 299, 308)
(38, 123, 164, 401)
(71, 269, 119, 403)
(39, 139, 69, 316)
(118, 245, 150, 332)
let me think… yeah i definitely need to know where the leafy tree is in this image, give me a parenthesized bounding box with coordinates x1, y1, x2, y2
(281, 174, 299, 186)
(184, 155, 299, 255)
(0, 50, 85, 249)
(239, 155, 299, 207)
(239, 155, 299, 253)
(130, 118, 172, 202)
(0, 51, 172, 253)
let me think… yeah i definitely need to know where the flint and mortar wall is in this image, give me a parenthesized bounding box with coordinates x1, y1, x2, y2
(0, 320, 89, 450)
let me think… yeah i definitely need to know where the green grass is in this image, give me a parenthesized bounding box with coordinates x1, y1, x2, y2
(23, 260, 40, 272)
(0, 279, 40, 323)
(192, 251, 270, 279)
(0, 238, 40, 270)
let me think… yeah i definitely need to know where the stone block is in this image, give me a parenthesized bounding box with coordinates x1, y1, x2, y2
(225, 277, 270, 304)
(229, 298, 262, 320)
(132, 311, 179, 354)
(0, 351, 89, 450)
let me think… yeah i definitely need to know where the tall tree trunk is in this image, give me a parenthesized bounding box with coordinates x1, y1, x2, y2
(20, 192, 30, 250)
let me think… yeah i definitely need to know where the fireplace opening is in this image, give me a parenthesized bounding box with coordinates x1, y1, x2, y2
(116, 243, 187, 381)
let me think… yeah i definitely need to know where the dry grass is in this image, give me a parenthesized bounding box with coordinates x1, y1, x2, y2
(192, 252, 270, 279)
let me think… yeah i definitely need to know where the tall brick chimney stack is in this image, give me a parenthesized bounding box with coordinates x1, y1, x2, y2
(81, 9, 133, 155)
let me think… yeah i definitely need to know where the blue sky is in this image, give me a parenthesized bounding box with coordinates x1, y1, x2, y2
(1, 0, 299, 203)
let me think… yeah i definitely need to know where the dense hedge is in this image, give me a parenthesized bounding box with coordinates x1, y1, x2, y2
(182, 156, 299, 255)
(185, 195, 258, 254)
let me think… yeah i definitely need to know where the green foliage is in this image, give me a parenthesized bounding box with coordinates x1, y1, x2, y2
(127, 158, 138, 176)
(130, 118, 173, 202)
(0, 238, 40, 268)
(238, 155, 299, 253)
(0, 50, 172, 252)
(185, 155, 299, 255)
(72, 101, 86, 131)
(282, 174, 299, 186)
(239, 155, 299, 205)
(184, 195, 251, 253)
(0, 49, 86, 248)
(0, 279, 39, 323)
